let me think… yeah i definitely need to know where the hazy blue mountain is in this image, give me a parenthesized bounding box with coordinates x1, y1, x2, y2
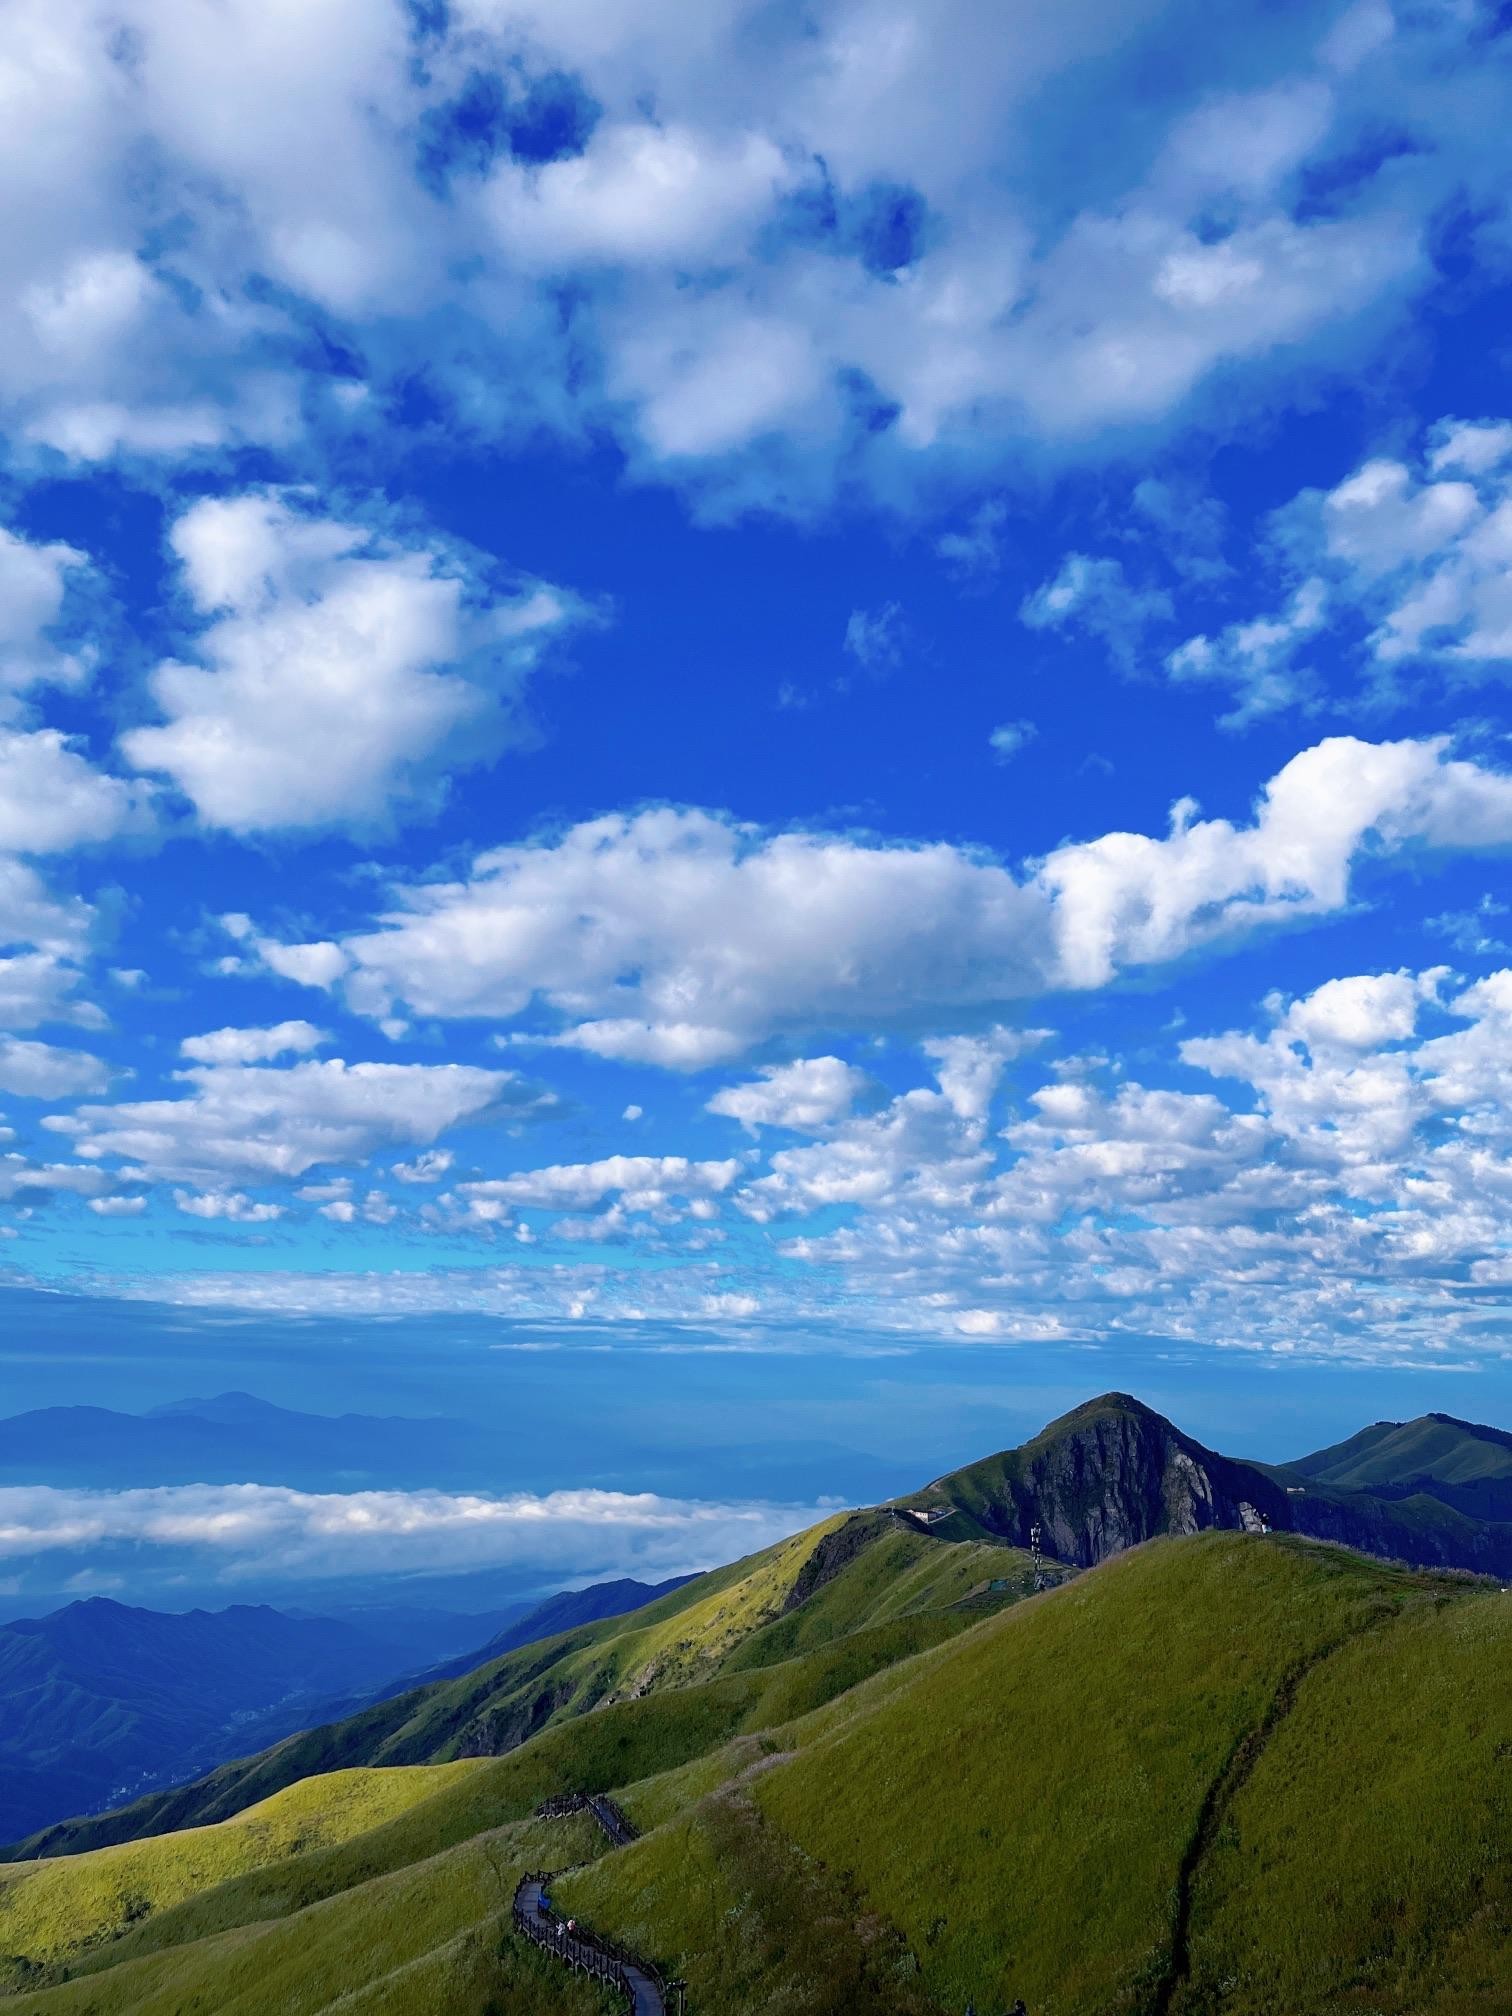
(0, 1596, 437, 1840)
(399, 1574, 697, 1688)
(0, 1572, 693, 1842)
(0, 1392, 906, 1504)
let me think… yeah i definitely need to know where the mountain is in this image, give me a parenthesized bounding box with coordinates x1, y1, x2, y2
(1287, 1409, 1512, 1520)
(0, 1392, 906, 1507)
(11, 1391, 1511, 1870)
(407, 1574, 697, 1687)
(0, 1568, 704, 1845)
(0, 1486, 1504, 2015)
(232, 1574, 702, 1740)
(4, 1506, 1025, 1860)
(0, 1598, 431, 1841)
(902, 1390, 1512, 1574)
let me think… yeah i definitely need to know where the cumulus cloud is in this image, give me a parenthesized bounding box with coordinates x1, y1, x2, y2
(487, 122, 794, 268)
(1166, 579, 1329, 726)
(0, 525, 97, 692)
(459, 1155, 740, 1219)
(391, 1147, 454, 1184)
(61, 1058, 523, 1186)
(708, 1057, 868, 1134)
(0, 0, 1494, 506)
(245, 737, 1512, 1061)
(1020, 554, 1172, 672)
(1169, 416, 1512, 711)
(0, 1478, 822, 1588)
(988, 720, 1036, 762)
(179, 1020, 327, 1065)
(0, 728, 137, 853)
(0, 1151, 111, 1202)
(121, 491, 592, 832)
(0, 1035, 108, 1098)
(174, 1189, 285, 1222)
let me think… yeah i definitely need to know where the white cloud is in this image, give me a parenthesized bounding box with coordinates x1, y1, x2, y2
(1020, 554, 1171, 672)
(460, 1155, 739, 1215)
(0, 1152, 111, 1202)
(0, 525, 95, 692)
(989, 719, 1036, 762)
(257, 938, 350, 990)
(0, 0, 1485, 507)
(179, 1020, 327, 1065)
(1166, 578, 1329, 726)
(487, 123, 794, 268)
(0, 728, 137, 852)
(708, 1057, 867, 1134)
(121, 491, 591, 832)
(64, 1058, 521, 1185)
(1036, 735, 1512, 989)
(0, 1035, 108, 1098)
(936, 498, 1007, 577)
(173, 1189, 284, 1222)
(0, 1478, 820, 1587)
(1178, 416, 1512, 708)
(391, 1147, 453, 1184)
(290, 737, 1512, 1060)
(843, 602, 907, 671)
(88, 1193, 146, 1216)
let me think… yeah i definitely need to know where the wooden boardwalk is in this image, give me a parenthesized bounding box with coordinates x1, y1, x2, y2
(514, 1872, 667, 2016)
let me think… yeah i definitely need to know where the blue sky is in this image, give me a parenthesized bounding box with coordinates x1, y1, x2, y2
(3, 0, 1512, 1597)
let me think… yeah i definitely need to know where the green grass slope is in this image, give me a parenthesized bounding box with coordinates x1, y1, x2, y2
(0, 1534, 1023, 1992)
(562, 1535, 1509, 2016)
(2, 1531, 1504, 2016)
(7, 1512, 1025, 1863)
(1182, 1589, 1511, 2015)
(1287, 1412, 1512, 1520)
(0, 1763, 479, 1973)
(1, 1808, 618, 2016)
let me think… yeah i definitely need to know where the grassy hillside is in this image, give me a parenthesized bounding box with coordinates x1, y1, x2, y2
(0, 1764, 479, 1973)
(0, 1532, 1504, 2015)
(561, 1535, 1508, 2016)
(1288, 1413, 1512, 1520)
(8, 1512, 1024, 1862)
(1, 1809, 618, 2016)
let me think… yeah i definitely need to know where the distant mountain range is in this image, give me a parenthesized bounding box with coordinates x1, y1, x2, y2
(0, 1574, 683, 1842)
(0, 1389, 908, 1503)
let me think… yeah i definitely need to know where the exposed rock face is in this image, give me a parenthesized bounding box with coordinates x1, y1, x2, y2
(941, 1396, 1284, 1566)
(921, 1394, 1512, 1577)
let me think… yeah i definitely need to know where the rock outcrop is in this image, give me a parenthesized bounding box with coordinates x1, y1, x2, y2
(908, 1393, 1512, 1577)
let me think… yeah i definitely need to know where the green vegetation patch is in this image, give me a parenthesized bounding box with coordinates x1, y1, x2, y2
(0, 1811, 611, 2016)
(1181, 1587, 1512, 2016)
(0, 1763, 479, 1973)
(753, 1537, 1476, 2016)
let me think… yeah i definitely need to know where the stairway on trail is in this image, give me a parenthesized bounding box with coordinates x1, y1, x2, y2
(515, 1797, 672, 2015)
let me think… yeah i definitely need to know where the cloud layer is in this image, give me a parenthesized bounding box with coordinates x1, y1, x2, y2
(0, 1478, 824, 1591)
(233, 735, 1512, 1060)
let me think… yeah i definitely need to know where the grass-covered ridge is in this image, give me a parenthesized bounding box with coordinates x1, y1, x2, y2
(561, 1535, 1509, 2016)
(8, 1511, 1025, 1863)
(0, 1532, 1505, 2014)
(0, 1764, 479, 1975)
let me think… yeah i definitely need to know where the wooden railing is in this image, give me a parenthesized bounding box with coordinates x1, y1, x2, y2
(513, 1871, 671, 2008)
(534, 1790, 640, 1844)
